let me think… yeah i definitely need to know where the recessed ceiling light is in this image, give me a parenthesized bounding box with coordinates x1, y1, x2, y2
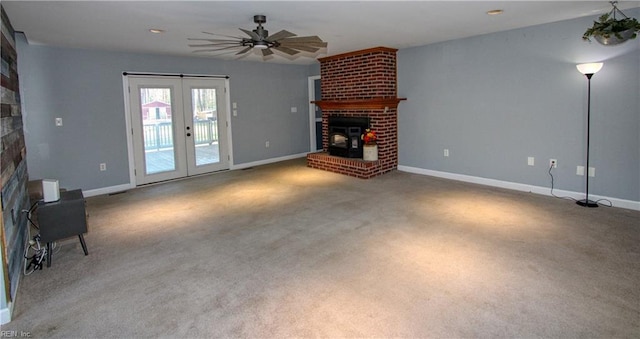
(487, 9, 504, 15)
(149, 29, 165, 34)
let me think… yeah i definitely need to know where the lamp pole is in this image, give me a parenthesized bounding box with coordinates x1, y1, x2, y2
(576, 63, 603, 208)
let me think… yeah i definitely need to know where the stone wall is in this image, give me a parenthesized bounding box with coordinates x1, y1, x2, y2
(1, 4, 30, 310)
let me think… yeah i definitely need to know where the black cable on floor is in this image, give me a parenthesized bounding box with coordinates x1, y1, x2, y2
(548, 164, 612, 207)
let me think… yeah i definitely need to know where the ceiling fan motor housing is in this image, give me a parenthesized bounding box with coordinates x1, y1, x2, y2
(253, 15, 268, 40)
(253, 15, 267, 24)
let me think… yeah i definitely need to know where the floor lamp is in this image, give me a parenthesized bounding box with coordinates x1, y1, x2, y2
(575, 62, 603, 208)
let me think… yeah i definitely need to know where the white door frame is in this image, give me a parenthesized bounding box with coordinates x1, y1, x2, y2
(308, 75, 321, 152)
(129, 76, 188, 184)
(122, 72, 233, 187)
(182, 77, 230, 176)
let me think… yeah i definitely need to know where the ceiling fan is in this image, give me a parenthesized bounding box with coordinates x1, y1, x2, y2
(188, 15, 328, 57)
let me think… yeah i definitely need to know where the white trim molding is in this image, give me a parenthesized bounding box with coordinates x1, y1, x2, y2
(82, 154, 308, 198)
(83, 183, 135, 198)
(398, 165, 640, 211)
(1, 302, 11, 325)
(231, 153, 308, 171)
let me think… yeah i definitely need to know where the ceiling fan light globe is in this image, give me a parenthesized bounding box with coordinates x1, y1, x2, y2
(253, 43, 269, 49)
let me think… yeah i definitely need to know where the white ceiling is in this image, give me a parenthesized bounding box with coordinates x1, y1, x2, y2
(3, 1, 640, 65)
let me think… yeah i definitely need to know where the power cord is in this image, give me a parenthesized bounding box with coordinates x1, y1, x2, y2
(24, 234, 46, 275)
(23, 200, 40, 230)
(594, 197, 613, 207)
(548, 164, 576, 202)
(548, 164, 613, 207)
(22, 200, 61, 275)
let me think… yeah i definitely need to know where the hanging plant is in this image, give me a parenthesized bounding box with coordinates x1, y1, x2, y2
(582, 1, 640, 45)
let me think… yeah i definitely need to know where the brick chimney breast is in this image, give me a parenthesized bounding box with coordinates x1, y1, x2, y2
(307, 47, 406, 179)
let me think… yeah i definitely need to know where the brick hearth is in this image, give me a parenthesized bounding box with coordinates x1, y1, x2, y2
(307, 47, 405, 179)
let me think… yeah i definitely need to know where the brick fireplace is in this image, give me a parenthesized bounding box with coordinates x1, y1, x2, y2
(307, 46, 405, 179)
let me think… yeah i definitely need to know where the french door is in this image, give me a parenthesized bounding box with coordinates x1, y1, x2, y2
(128, 76, 229, 185)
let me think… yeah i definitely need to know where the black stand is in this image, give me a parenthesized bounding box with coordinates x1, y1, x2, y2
(576, 199, 598, 208)
(46, 235, 88, 267)
(577, 73, 598, 208)
(37, 189, 90, 267)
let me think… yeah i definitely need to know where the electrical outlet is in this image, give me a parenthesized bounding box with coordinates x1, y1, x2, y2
(577, 166, 585, 176)
(527, 157, 535, 166)
(549, 159, 557, 168)
(589, 167, 595, 177)
(444, 149, 449, 157)
(55, 118, 63, 126)
(100, 163, 107, 171)
(265, 141, 270, 148)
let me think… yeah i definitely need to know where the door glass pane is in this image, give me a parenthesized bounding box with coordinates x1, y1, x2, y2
(191, 88, 220, 166)
(139, 87, 176, 174)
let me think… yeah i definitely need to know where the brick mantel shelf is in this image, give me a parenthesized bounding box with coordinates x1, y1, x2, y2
(311, 97, 406, 110)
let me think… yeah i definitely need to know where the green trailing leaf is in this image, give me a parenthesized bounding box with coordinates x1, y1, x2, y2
(583, 13, 640, 42)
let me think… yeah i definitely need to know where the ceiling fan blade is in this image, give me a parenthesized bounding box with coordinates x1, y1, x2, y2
(201, 49, 248, 58)
(192, 49, 228, 53)
(280, 36, 324, 43)
(236, 46, 253, 55)
(239, 28, 260, 41)
(280, 45, 319, 53)
(261, 48, 274, 56)
(192, 45, 245, 53)
(202, 31, 244, 39)
(266, 30, 296, 42)
(189, 43, 242, 47)
(280, 41, 328, 49)
(274, 46, 300, 56)
(188, 38, 242, 43)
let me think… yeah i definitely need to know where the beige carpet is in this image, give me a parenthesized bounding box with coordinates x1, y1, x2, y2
(5, 158, 640, 338)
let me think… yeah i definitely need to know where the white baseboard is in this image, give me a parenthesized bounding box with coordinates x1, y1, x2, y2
(1, 303, 11, 325)
(230, 152, 308, 170)
(82, 183, 135, 198)
(397, 165, 640, 211)
(81, 154, 308, 198)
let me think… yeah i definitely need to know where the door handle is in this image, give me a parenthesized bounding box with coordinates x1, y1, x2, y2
(187, 133, 191, 137)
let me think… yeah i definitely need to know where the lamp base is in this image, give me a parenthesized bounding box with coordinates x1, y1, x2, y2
(576, 199, 599, 208)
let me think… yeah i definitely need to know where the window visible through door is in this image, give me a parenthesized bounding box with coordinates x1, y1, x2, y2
(127, 75, 230, 185)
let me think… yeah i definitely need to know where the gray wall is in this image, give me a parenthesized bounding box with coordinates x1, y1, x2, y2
(17, 35, 314, 191)
(398, 9, 639, 202)
(16, 10, 640, 202)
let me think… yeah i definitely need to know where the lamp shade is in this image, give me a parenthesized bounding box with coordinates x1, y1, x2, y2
(576, 63, 604, 75)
